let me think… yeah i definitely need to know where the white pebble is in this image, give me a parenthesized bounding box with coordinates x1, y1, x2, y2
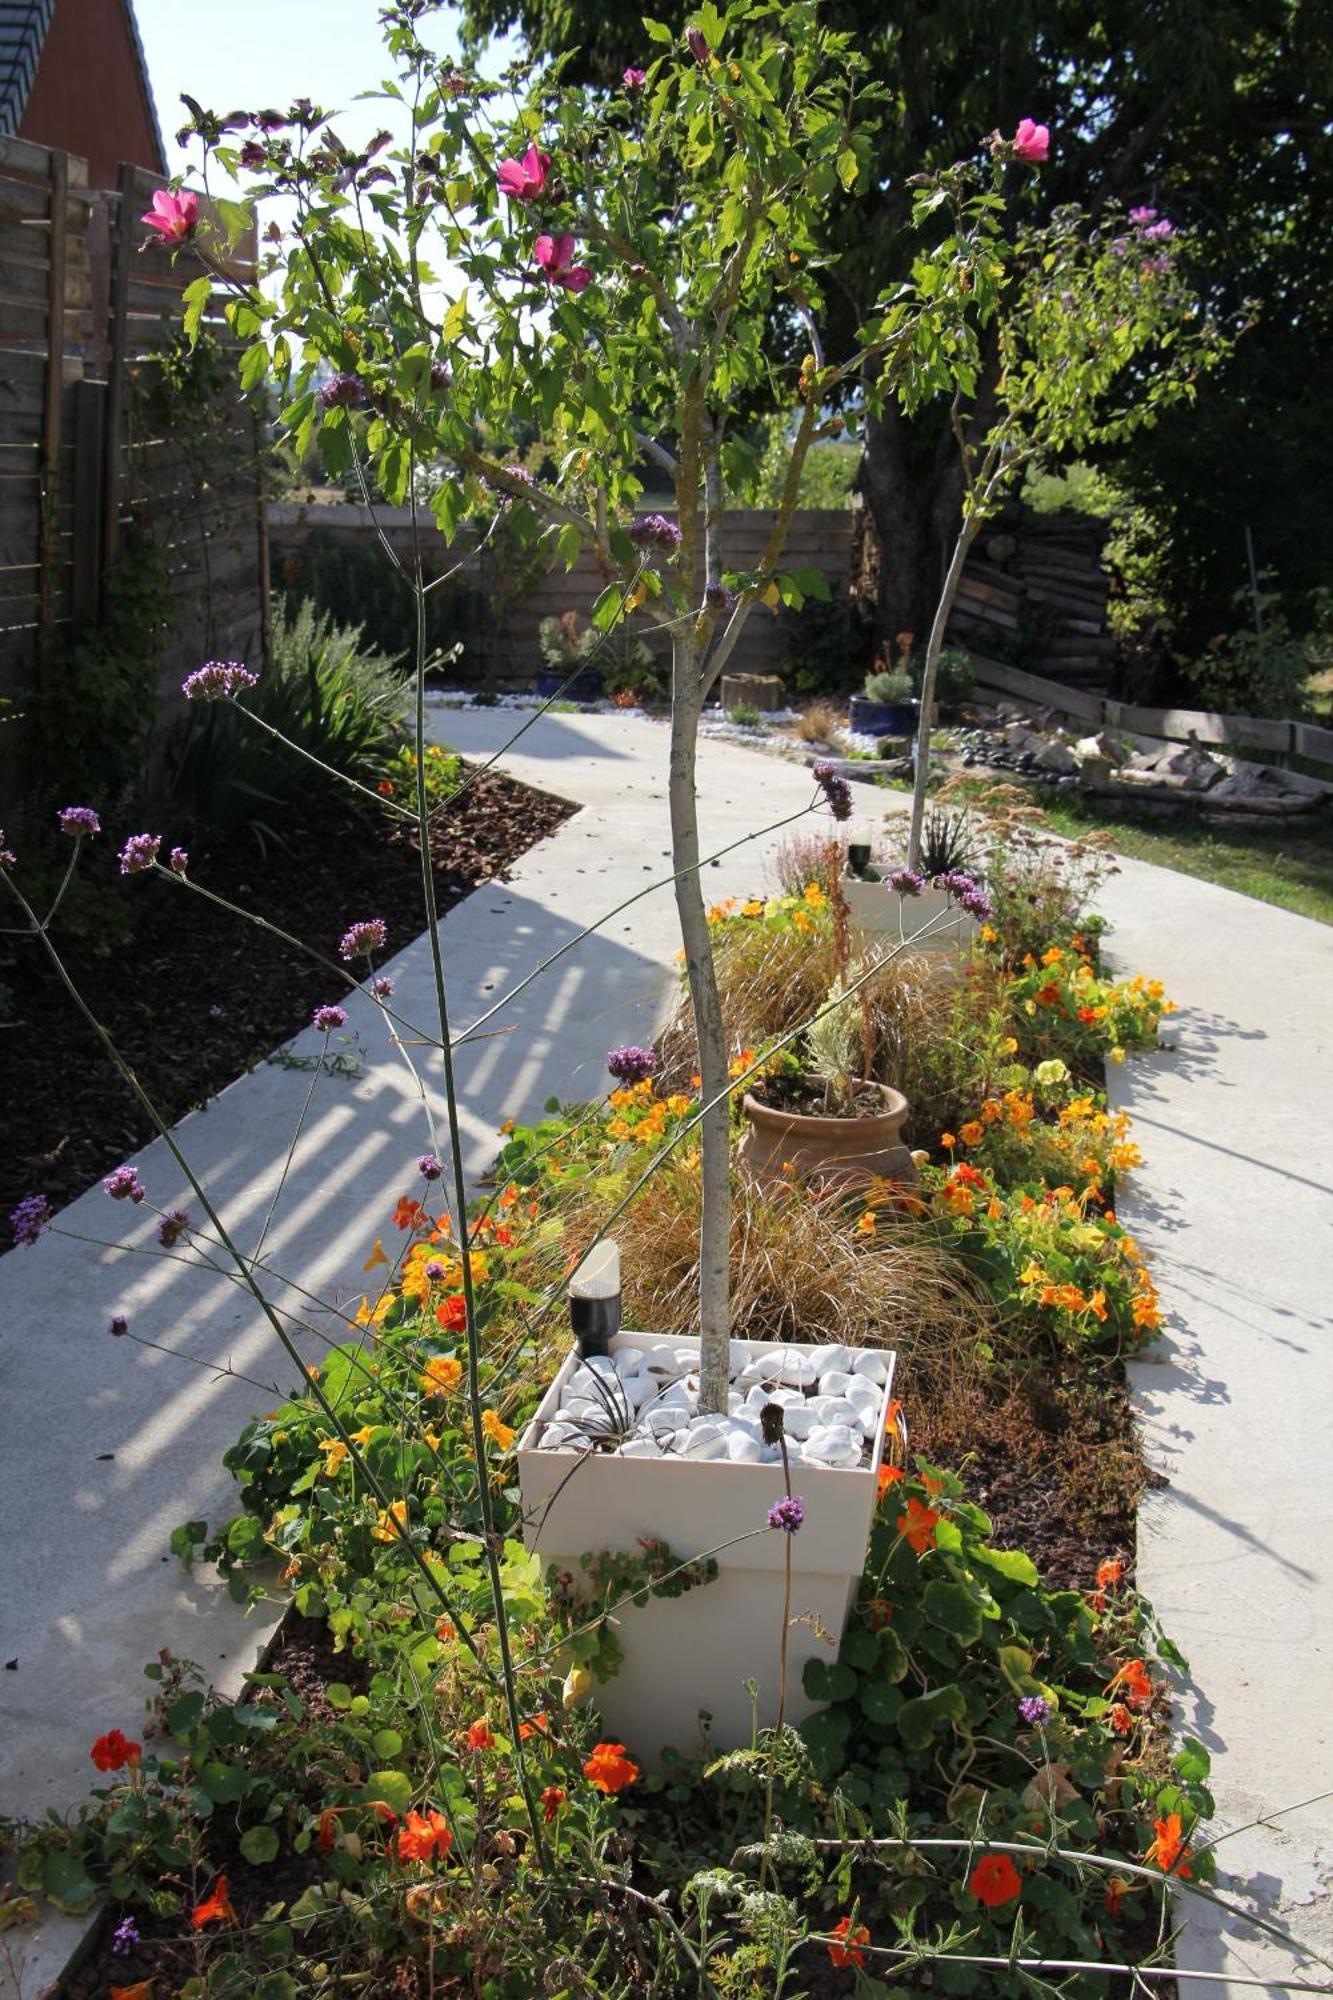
(618, 1435, 660, 1459)
(818, 1370, 856, 1399)
(851, 1351, 888, 1386)
(803, 1422, 861, 1467)
(779, 1401, 816, 1440)
(809, 1396, 861, 1428)
(680, 1420, 729, 1461)
(811, 1345, 856, 1378)
(727, 1431, 763, 1463)
(537, 1423, 581, 1451)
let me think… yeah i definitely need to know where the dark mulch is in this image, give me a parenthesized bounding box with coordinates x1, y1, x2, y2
(749, 1073, 895, 1120)
(1, 769, 574, 1229)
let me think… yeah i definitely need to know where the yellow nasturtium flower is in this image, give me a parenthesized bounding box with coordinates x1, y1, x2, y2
(371, 1499, 409, 1543)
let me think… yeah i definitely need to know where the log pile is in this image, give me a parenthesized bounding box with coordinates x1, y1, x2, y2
(947, 503, 1114, 688)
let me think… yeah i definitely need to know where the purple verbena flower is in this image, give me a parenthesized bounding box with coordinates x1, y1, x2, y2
(424, 1259, 448, 1281)
(627, 513, 683, 553)
(430, 360, 452, 390)
(371, 974, 395, 999)
(1143, 218, 1174, 240)
(704, 583, 735, 612)
(607, 1044, 657, 1085)
(812, 760, 853, 823)
(169, 847, 189, 876)
(767, 1494, 805, 1533)
(1019, 1694, 1052, 1727)
(0, 832, 14, 870)
(111, 1915, 140, 1955)
(936, 870, 993, 921)
(418, 1152, 444, 1181)
(182, 660, 259, 702)
(104, 1165, 146, 1205)
(318, 371, 364, 409)
(312, 1003, 348, 1032)
(119, 833, 161, 876)
(9, 1193, 51, 1247)
(339, 916, 387, 962)
(109, 1313, 129, 1337)
(59, 806, 101, 839)
(887, 866, 926, 896)
(157, 1209, 190, 1248)
(238, 139, 267, 170)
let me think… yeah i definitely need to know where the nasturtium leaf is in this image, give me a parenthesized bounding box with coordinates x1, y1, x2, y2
(970, 1543, 1040, 1588)
(168, 1690, 205, 1735)
(1174, 1738, 1211, 1783)
(239, 1824, 280, 1865)
(802, 1657, 857, 1704)
(41, 1849, 98, 1913)
(199, 1759, 251, 1803)
(372, 1728, 404, 1760)
(839, 1625, 879, 1671)
(799, 1706, 851, 1778)
(860, 1680, 903, 1727)
(896, 1684, 967, 1750)
(922, 1580, 985, 1644)
(362, 1769, 413, 1817)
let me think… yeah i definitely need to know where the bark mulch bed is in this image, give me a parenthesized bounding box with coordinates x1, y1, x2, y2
(1, 768, 574, 1228)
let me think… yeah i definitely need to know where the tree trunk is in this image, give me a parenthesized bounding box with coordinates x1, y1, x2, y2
(668, 631, 732, 1415)
(856, 399, 966, 654)
(907, 512, 982, 868)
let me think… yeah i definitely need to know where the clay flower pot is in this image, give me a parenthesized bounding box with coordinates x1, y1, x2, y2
(738, 1076, 918, 1192)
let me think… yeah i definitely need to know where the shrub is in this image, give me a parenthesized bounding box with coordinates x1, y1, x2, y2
(864, 668, 915, 703)
(160, 598, 408, 847)
(1185, 588, 1322, 719)
(727, 703, 764, 727)
(790, 700, 844, 745)
(282, 526, 494, 680)
(779, 586, 876, 697)
(912, 643, 976, 708)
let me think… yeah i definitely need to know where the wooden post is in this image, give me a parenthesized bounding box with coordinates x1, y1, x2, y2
(71, 379, 106, 628)
(36, 148, 69, 694)
(100, 163, 135, 599)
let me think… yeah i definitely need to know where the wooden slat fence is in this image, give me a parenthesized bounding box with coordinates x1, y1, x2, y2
(0, 138, 266, 809)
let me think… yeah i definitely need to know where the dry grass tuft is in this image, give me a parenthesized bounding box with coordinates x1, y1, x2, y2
(790, 700, 845, 746)
(549, 1160, 996, 1397)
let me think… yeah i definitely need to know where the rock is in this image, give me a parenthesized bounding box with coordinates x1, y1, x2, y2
(680, 1419, 730, 1460)
(1035, 738, 1079, 775)
(643, 1406, 685, 1438)
(851, 1351, 888, 1386)
(800, 1423, 862, 1468)
(809, 1395, 861, 1428)
(817, 1368, 856, 1398)
(727, 1430, 763, 1464)
(1004, 723, 1041, 751)
(536, 1423, 582, 1451)
(618, 1435, 660, 1459)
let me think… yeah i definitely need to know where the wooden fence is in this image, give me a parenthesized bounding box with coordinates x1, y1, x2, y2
(0, 137, 267, 807)
(268, 501, 854, 686)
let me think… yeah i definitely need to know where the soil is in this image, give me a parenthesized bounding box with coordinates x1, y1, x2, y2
(0, 769, 575, 1229)
(749, 1073, 898, 1121)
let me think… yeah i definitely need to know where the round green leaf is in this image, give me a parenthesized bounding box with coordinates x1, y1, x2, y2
(239, 1825, 280, 1865)
(372, 1727, 404, 1759)
(922, 1580, 984, 1644)
(362, 1769, 413, 1817)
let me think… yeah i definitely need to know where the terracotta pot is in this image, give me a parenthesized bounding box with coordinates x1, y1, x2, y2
(738, 1076, 918, 1192)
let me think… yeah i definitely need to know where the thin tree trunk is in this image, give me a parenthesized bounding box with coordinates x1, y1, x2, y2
(856, 400, 962, 648)
(669, 631, 732, 1415)
(907, 512, 982, 869)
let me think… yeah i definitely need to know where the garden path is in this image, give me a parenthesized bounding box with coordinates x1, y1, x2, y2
(1100, 860, 1333, 1995)
(0, 708, 820, 1998)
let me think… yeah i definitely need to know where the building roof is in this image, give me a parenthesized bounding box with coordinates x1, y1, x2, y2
(0, 0, 164, 160)
(0, 0, 57, 135)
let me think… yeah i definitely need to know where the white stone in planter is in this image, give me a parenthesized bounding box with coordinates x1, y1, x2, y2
(519, 1332, 896, 1765)
(680, 1419, 730, 1460)
(809, 1395, 862, 1428)
(810, 1344, 856, 1378)
(801, 1422, 861, 1468)
(817, 1369, 857, 1399)
(852, 1351, 889, 1386)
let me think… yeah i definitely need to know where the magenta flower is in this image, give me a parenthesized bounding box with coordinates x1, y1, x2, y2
(318, 372, 364, 410)
(169, 847, 189, 876)
(157, 1209, 191, 1248)
(686, 26, 710, 63)
(58, 806, 100, 839)
(339, 917, 387, 962)
(812, 761, 853, 823)
(1012, 118, 1050, 164)
(418, 1152, 444, 1181)
(887, 866, 926, 896)
(141, 188, 199, 243)
(767, 1494, 805, 1533)
(627, 513, 682, 553)
(312, 1003, 348, 1032)
(534, 233, 592, 294)
(607, 1045, 657, 1084)
(104, 1165, 146, 1205)
(371, 974, 395, 999)
(623, 66, 647, 89)
(183, 660, 258, 702)
(496, 143, 551, 202)
(119, 833, 161, 875)
(1129, 206, 1158, 227)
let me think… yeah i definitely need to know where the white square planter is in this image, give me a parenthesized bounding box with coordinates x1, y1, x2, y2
(843, 876, 978, 954)
(518, 1333, 896, 1768)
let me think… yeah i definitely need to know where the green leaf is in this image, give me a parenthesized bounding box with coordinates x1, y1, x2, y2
(641, 17, 673, 43)
(239, 1825, 280, 1865)
(362, 1769, 413, 1817)
(41, 1848, 98, 1913)
(255, 1976, 299, 2000)
(372, 1728, 404, 1760)
(922, 1580, 984, 1644)
(1174, 1738, 1211, 1783)
(180, 276, 212, 348)
(970, 1544, 1040, 1588)
(799, 1706, 851, 1778)
(996, 1645, 1045, 1697)
(840, 1625, 879, 1671)
(860, 1680, 902, 1727)
(171, 1519, 208, 1565)
(239, 341, 268, 393)
(802, 1657, 857, 1704)
(168, 1690, 206, 1735)
(897, 1684, 967, 1750)
(590, 584, 626, 634)
(199, 1760, 251, 1804)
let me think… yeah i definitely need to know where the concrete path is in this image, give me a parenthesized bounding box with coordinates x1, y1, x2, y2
(3, 711, 1329, 1997)
(1101, 861, 1333, 1994)
(0, 708, 820, 1997)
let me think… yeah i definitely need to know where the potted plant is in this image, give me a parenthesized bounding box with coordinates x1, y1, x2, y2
(737, 987, 917, 1191)
(848, 665, 918, 739)
(536, 611, 604, 704)
(842, 807, 990, 952)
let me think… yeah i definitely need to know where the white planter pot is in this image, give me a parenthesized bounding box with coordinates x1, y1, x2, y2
(843, 876, 978, 954)
(518, 1332, 896, 1768)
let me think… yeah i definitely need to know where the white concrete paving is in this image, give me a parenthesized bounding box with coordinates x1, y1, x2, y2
(0, 708, 821, 1997)
(1102, 861, 1333, 1994)
(3, 713, 1330, 1998)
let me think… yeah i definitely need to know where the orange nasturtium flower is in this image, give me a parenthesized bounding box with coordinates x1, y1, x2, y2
(480, 1409, 516, 1450)
(827, 1916, 870, 1968)
(969, 1853, 1023, 1908)
(877, 1463, 905, 1503)
(90, 1729, 141, 1772)
(435, 1294, 468, 1332)
(583, 1742, 640, 1794)
(110, 1984, 154, 2000)
(541, 1784, 566, 1821)
(318, 1437, 349, 1477)
(394, 1195, 427, 1232)
(959, 1120, 985, 1147)
(1108, 1657, 1154, 1708)
(466, 1719, 495, 1752)
(363, 1237, 388, 1271)
(897, 1496, 940, 1555)
(518, 1712, 551, 1741)
(1092, 1555, 1125, 1609)
(420, 1354, 463, 1397)
(396, 1807, 454, 1865)
(1144, 1811, 1193, 1878)
(371, 1499, 410, 1543)
(191, 1873, 238, 1929)
(1109, 1702, 1135, 1736)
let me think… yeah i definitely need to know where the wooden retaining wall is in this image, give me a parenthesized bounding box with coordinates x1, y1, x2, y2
(0, 136, 266, 808)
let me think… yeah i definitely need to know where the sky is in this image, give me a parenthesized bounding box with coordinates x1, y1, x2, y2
(133, 0, 511, 188)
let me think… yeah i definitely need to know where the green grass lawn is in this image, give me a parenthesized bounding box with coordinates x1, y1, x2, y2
(1037, 790, 1333, 926)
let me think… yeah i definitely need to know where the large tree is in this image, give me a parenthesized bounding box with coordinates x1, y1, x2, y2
(455, 0, 1333, 651)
